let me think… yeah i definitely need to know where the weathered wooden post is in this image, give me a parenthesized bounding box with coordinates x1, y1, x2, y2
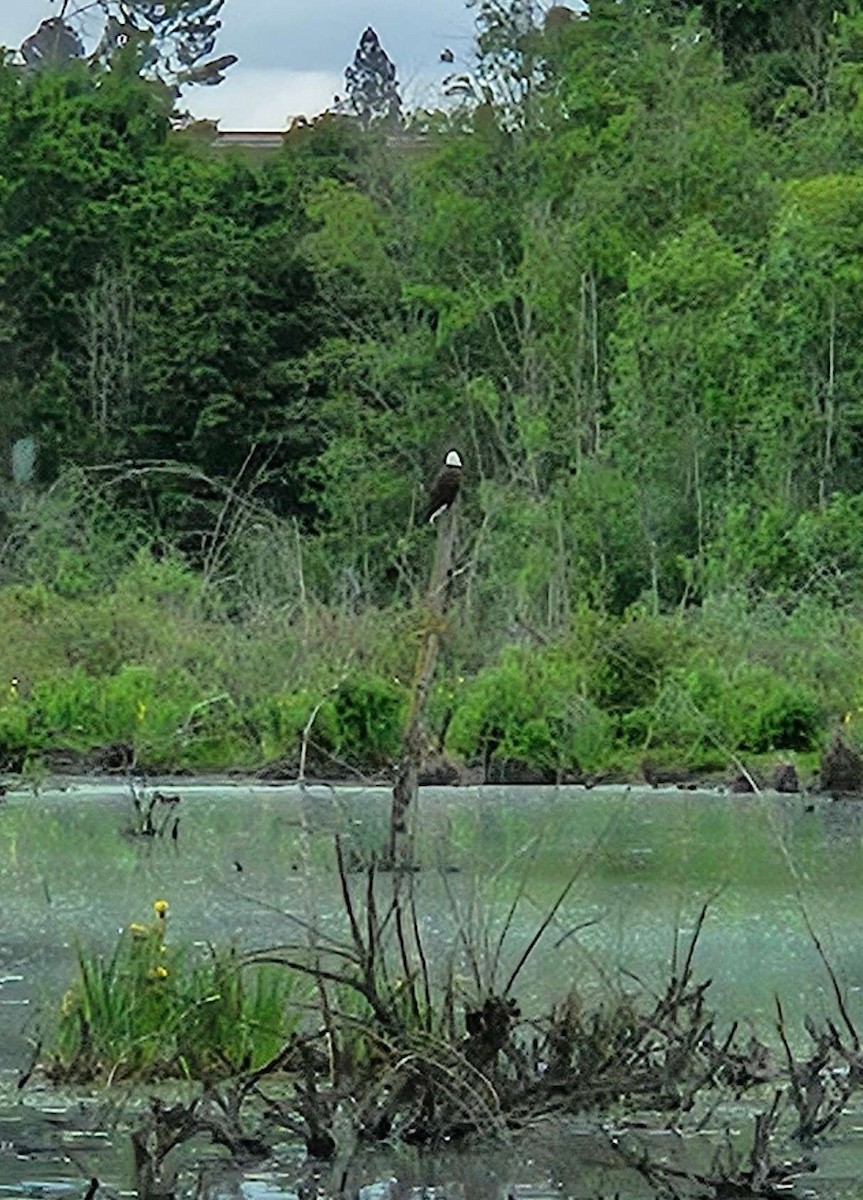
(388, 498, 459, 868)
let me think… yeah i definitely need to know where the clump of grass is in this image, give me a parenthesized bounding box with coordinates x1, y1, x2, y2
(49, 899, 306, 1083)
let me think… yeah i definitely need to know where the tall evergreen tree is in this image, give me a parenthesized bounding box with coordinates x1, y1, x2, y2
(340, 27, 403, 128)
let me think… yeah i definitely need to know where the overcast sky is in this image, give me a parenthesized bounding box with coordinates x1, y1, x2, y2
(0, 1, 477, 128)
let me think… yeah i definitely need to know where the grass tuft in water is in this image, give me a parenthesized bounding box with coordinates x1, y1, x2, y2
(48, 900, 305, 1083)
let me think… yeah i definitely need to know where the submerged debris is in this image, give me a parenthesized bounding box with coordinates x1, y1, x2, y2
(820, 733, 863, 796)
(126, 781, 182, 838)
(772, 762, 800, 793)
(728, 770, 758, 793)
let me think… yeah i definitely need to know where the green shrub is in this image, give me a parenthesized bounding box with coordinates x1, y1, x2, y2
(17, 662, 259, 769)
(425, 674, 467, 747)
(447, 646, 614, 772)
(251, 689, 340, 762)
(0, 700, 29, 767)
(250, 675, 406, 769)
(332, 673, 407, 766)
(588, 608, 690, 716)
(621, 676, 707, 755)
(112, 547, 203, 610)
(0, 582, 54, 621)
(27, 668, 103, 744)
(447, 650, 541, 763)
(3, 473, 144, 598)
(558, 702, 617, 771)
(163, 693, 259, 771)
(27, 664, 200, 751)
(714, 493, 863, 601)
(727, 664, 823, 752)
(623, 659, 824, 756)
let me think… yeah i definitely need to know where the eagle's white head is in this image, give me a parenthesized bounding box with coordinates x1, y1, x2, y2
(445, 450, 463, 468)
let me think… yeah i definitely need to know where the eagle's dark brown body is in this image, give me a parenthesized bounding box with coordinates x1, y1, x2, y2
(424, 453, 463, 523)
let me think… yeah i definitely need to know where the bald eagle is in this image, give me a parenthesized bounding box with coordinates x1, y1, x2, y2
(424, 450, 463, 524)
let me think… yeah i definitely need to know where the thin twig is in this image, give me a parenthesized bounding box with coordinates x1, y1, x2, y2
(298, 655, 354, 785)
(799, 905, 859, 1050)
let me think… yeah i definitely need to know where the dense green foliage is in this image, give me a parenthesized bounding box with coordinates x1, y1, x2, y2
(5, 1, 863, 776)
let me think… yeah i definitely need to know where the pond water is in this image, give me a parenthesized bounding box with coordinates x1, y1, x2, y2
(1, 779, 863, 1197)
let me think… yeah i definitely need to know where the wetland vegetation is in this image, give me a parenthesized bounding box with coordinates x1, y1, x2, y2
(5, 1, 863, 786)
(6, 0, 863, 1194)
(0, 530, 855, 789)
(24, 784, 863, 1199)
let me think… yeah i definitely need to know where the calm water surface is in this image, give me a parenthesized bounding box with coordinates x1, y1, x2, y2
(1, 779, 862, 1197)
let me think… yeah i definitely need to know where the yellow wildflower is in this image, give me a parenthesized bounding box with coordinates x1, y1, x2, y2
(153, 899, 169, 918)
(150, 965, 169, 980)
(136, 700, 147, 723)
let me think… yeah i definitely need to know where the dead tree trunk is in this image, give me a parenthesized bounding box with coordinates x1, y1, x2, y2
(388, 503, 459, 867)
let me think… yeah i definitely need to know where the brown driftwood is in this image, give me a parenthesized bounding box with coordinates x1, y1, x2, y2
(388, 503, 459, 866)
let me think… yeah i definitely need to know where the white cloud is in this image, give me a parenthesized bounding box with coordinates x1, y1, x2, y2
(186, 67, 343, 128)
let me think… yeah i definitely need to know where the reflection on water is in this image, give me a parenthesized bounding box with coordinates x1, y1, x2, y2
(1, 779, 863, 1195)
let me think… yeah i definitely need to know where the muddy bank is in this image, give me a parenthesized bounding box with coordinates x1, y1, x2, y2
(16, 740, 824, 797)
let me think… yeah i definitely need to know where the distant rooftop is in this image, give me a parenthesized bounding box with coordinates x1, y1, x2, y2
(210, 129, 286, 151)
(189, 124, 431, 157)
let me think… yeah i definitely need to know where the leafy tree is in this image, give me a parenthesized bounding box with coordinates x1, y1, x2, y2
(0, 59, 329, 538)
(18, 1, 237, 94)
(607, 221, 755, 602)
(0, 63, 172, 463)
(737, 174, 863, 508)
(654, 0, 863, 123)
(445, 0, 547, 126)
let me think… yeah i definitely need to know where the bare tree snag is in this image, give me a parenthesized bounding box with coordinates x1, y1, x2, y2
(389, 502, 459, 867)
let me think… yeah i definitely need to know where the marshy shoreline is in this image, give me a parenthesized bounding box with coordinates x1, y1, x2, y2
(0, 746, 837, 799)
(3, 779, 863, 1198)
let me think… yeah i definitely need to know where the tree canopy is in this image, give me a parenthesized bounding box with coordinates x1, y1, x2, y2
(6, 0, 863, 631)
(16, 1, 237, 94)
